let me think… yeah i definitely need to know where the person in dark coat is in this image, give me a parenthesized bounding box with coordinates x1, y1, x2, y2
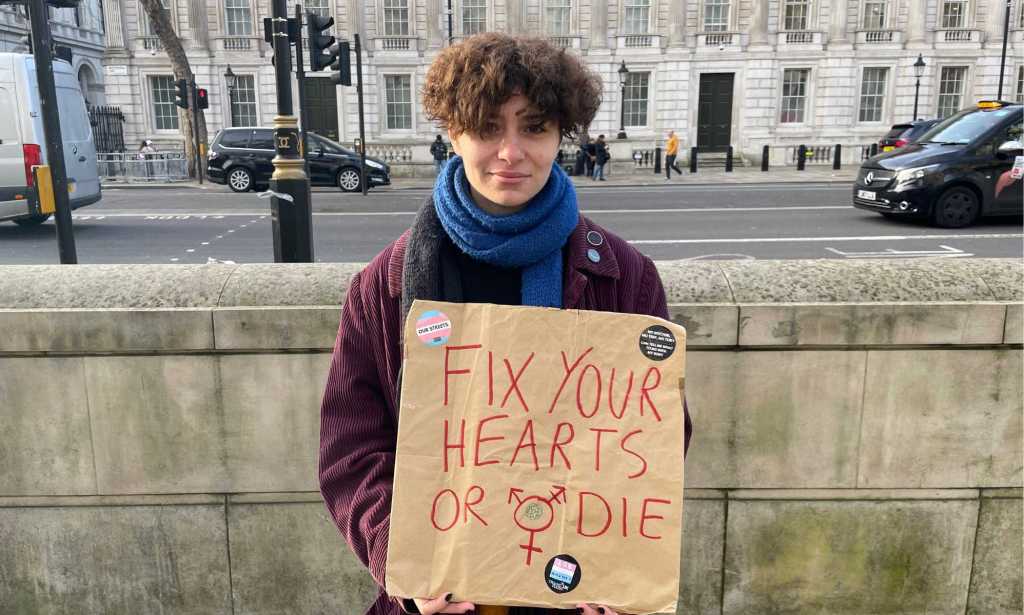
(573, 136, 589, 176)
(591, 135, 609, 181)
(319, 32, 692, 615)
(430, 135, 448, 175)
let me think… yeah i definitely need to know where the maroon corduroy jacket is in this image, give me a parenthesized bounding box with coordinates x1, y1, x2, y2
(319, 217, 693, 615)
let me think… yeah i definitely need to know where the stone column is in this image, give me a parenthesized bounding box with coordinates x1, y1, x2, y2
(906, 0, 927, 43)
(829, 0, 849, 42)
(426, 0, 443, 47)
(507, 0, 526, 34)
(668, 0, 686, 45)
(986, 0, 1008, 42)
(590, 0, 609, 48)
(748, 0, 770, 45)
(102, 0, 126, 48)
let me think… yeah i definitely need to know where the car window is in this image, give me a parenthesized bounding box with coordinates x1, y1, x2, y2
(219, 130, 250, 148)
(311, 135, 346, 155)
(884, 126, 909, 139)
(249, 129, 275, 150)
(921, 107, 1020, 145)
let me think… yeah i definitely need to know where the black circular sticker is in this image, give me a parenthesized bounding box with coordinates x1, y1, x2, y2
(544, 554, 581, 594)
(639, 325, 676, 361)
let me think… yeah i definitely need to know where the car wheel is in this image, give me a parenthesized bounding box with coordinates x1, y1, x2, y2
(12, 213, 51, 227)
(931, 186, 979, 228)
(227, 167, 253, 193)
(337, 168, 362, 192)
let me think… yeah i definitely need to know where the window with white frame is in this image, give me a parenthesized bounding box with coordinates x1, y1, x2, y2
(858, 67, 887, 122)
(783, 0, 810, 30)
(1015, 66, 1023, 104)
(937, 66, 967, 118)
(383, 0, 410, 35)
(305, 0, 330, 17)
(940, 0, 967, 28)
(623, 0, 651, 34)
(141, 0, 172, 35)
(462, 0, 486, 35)
(385, 75, 412, 130)
(545, 0, 572, 34)
(224, 0, 252, 35)
(623, 72, 649, 127)
(862, 0, 886, 28)
(703, 0, 730, 31)
(231, 74, 258, 127)
(780, 68, 809, 123)
(149, 75, 179, 130)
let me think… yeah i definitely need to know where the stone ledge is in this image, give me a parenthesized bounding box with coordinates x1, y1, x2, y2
(0, 259, 1018, 309)
(728, 488, 982, 500)
(0, 308, 214, 353)
(0, 494, 224, 507)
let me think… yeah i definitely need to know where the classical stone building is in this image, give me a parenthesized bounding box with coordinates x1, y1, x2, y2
(0, 2, 107, 105)
(102, 0, 1022, 164)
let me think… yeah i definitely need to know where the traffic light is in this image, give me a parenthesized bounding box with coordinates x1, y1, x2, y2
(333, 41, 352, 86)
(196, 87, 209, 110)
(306, 13, 336, 72)
(174, 79, 189, 109)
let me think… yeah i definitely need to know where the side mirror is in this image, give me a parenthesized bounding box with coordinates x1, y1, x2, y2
(997, 140, 1023, 158)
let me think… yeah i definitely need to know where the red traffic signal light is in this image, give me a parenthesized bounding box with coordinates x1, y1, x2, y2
(196, 87, 209, 110)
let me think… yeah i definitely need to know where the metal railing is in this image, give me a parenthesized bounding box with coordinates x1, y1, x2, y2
(97, 152, 190, 183)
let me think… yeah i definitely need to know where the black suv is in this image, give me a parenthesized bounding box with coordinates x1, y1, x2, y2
(853, 101, 1023, 227)
(207, 127, 391, 192)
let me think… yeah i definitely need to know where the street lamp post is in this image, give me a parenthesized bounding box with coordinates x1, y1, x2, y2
(912, 54, 926, 121)
(617, 61, 628, 139)
(224, 65, 236, 128)
(997, 0, 1010, 99)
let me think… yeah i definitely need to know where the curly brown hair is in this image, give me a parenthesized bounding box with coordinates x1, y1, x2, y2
(422, 33, 602, 139)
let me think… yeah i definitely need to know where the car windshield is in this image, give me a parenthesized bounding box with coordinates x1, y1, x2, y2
(919, 107, 1020, 145)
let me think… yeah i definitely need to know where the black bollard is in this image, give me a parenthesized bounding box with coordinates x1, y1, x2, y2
(833, 144, 842, 170)
(797, 145, 807, 171)
(870, 143, 878, 156)
(654, 146, 661, 174)
(761, 144, 769, 171)
(689, 147, 698, 173)
(725, 145, 733, 172)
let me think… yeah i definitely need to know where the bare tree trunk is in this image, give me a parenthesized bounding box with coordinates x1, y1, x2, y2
(139, 0, 208, 178)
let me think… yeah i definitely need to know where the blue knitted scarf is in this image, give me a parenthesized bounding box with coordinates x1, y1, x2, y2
(433, 155, 579, 308)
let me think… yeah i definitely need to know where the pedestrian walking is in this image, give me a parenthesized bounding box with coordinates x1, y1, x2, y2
(318, 32, 691, 615)
(430, 134, 448, 175)
(573, 136, 589, 176)
(665, 129, 683, 180)
(591, 134, 609, 181)
(138, 139, 156, 179)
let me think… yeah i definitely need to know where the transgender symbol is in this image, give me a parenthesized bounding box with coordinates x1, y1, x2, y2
(507, 485, 567, 566)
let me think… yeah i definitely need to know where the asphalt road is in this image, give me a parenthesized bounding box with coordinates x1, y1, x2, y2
(1, 182, 1021, 264)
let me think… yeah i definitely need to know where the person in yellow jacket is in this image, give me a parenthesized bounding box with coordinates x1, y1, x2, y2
(665, 130, 683, 180)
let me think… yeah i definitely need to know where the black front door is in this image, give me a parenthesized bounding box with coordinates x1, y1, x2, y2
(302, 77, 339, 142)
(697, 73, 734, 152)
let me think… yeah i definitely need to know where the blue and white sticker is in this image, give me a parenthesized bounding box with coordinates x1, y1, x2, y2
(544, 554, 581, 594)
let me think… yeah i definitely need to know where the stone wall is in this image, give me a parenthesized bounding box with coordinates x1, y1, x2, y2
(0, 259, 1020, 614)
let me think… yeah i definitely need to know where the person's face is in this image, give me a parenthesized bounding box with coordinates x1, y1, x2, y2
(449, 94, 561, 216)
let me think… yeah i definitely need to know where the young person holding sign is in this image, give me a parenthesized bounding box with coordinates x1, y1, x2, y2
(319, 33, 692, 615)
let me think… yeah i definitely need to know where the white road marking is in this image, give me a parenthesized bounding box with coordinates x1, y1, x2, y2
(186, 249, 195, 253)
(630, 233, 1024, 245)
(825, 245, 974, 258)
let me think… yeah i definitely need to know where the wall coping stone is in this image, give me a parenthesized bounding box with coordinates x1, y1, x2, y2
(0, 259, 1019, 309)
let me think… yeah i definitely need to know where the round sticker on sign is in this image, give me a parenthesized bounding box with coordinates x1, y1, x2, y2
(639, 325, 676, 361)
(415, 310, 452, 346)
(544, 554, 581, 594)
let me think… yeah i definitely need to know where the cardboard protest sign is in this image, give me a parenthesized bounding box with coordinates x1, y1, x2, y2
(386, 300, 686, 614)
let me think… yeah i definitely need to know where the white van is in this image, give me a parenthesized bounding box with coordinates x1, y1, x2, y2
(0, 53, 101, 226)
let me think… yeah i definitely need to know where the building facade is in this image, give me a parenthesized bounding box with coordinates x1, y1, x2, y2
(0, 1, 107, 105)
(102, 0, 1023, 162)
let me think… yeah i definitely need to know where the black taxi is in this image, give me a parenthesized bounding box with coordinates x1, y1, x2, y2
(853, 100, 1023, 227)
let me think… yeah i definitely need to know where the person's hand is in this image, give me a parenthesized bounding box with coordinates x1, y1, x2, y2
(412, 593, 475, 614)
(576, 604, 625, 615)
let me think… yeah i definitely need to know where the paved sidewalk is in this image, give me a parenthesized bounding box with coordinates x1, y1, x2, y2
(101, 165, 858, 191)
